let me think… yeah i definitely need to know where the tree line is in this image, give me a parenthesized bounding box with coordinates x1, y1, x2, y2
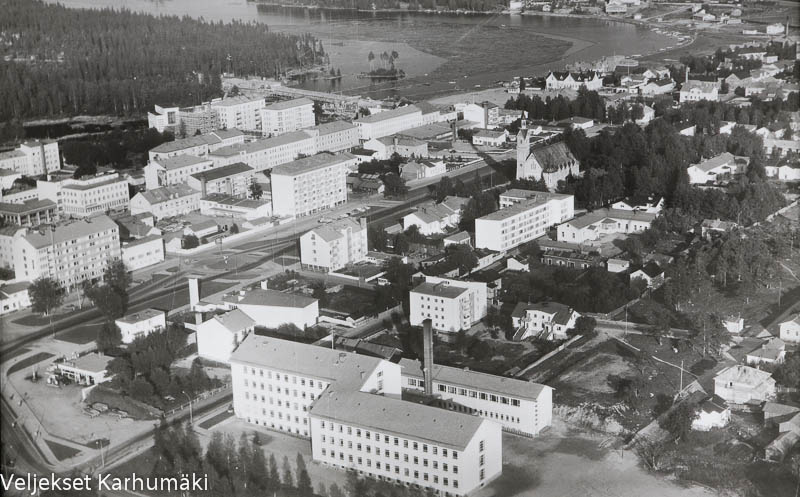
(0, 0, 323, 123)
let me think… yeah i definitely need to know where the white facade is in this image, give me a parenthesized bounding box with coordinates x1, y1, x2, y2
(511, 302, 579, 341)
(121, 235, 165, 271)
(355, 106, 424, 140)
(545, 71, 602, 91)
(260, 98, 315, 136)
(197, 309, 256, 364)
(475, 193, 575, 252)
(148, 130, 245, 162)
(462, 103, 500, 129)
(0, 226, 27, 268)
(680, 81, 719, 102)
(115, 308, 166, 344)
(187, 162, 255, 198)
(409, 276, 488, 335)
(687, 152, 740, 184)
(13, 215, 121, 292)
(147, 105, 179, 132)
(130, 185, 201, 221)
(308, 121, 360, 153)
(692, 399, 730, 432)
(211, 95, 267, 133)
(714, 365, 776, 404)
(779, 314, 800, 343)
(0, 141, 60, 177)
(0, 282, 31, 316)
(226, 288, 319, 330)
(556, 208, 655, 244)
(199, 195, 272, 221)
(210, 131, 317, 173)
(402, 197, 469, 236)
(38, 173, 129, 218)
(144, 155, 215, 190)
(300, 218, 368, 272)
(270, 153, 353, 218)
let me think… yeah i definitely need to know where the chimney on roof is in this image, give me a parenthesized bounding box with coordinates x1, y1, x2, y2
(422, 319, 434, 396)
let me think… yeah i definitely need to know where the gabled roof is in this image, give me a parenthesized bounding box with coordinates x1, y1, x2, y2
(308, 217, 364, 242)
(0, 281, 31, 297)
(512, 301, 573, 324)
(271, 152, 354, 177)
(690, 152, 735, 173)
(190, 162, 253, 182)
(237, 289, 317, 309)
(138, 184, 199, 205)
(150, 134, 221, 154)
(312, 121, 357, 136)
(411, 281, 469, 299)
(116, 308, 165, 324)
(153, 155, 211, 171)
(213, 308, 256, 334)
(715, 365, 774, 386)
(22, 215, 117, 249)
(530, 142, 578, 173)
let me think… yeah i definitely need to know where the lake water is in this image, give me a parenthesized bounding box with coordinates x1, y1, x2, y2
(45, 0, 675, 100)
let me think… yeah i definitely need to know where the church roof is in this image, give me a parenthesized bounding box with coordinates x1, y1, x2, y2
(530, 142, 577, 173)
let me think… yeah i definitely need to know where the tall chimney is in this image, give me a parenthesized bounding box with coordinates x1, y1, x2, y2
(685, 67, 689, 84)
(483, 102, 489, 129)
(189, 277, 201, 309)
(200, 177, 207, 197)
(422, 319, 434, 396)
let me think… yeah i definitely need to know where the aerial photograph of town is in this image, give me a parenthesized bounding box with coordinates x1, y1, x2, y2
(0, 0, 798, 495)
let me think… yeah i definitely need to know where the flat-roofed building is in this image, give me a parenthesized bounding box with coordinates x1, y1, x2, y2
(399, 358, 553, 437)
(144, 155, 215, 190)
(271, 152, 354, 218)
(409, 276, 487, 335)
(355, 105, 424, 140)
(55, 352, 113, 385)
(130, 184, 201, 221)
(300, 218, 368, 272)
(0, 199, 58, 228)
(0, 281, 32, 316)
(0, 226, 27, 268)
(475, 192, 574, 252)
(199, 194, 272, 220)
(13, 215, 121, 291)
(115, 308, 167, 344)
(211, 95, 267, 133)
(260, 98, 315, 136)
(121, 235, 165, 271)
(225, 288, 319, 330)
(38, 172, 129, 218)
(148, 129, 245, 162)
(0, 140, 60, 176)
(188, 162, 254, 198)
(307, 121, 360, 153)
(209, 131, 317, 172)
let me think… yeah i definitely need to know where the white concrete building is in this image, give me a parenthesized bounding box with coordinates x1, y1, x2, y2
(230, 334, 503, 496)
(779, 314, 800, 343)
(37, 172, 130, 218)
(687, 152, 742, 184)
(210, 95, 267, 133)
(475, 193, 574, 252)
(0, 226, 26, 268)
(130, 184, 201, 221)
(209, 131, 317, 173)
(115, 308, 167, 344)
(400, 160, 447, 181)
(308, 121, 360, 153)
(197, 309, 256, 364)
(462, 103, 500, 129)
(300, 218, 368, 272)
(144, 155, 215, 190)
(746, 338, 786, 366)
(270, 152, 354, 218)
(0, 281, 31, 316)
(363, 136, 429, 161)
(472, 129, 508, 147)
(355, 105, 424, 141)
(199, 195, 272, 221)
(510, 301, 579, 341)
(680, 80, 720, 102)
(556, 208, 656, 244)
(399, 358, 552, 437)
(55, 353, 112, 386)
(121, 235, 165, 271)
(545, 71, 602, 91)
(226, 288, 319, 330)
(148, 130, 245, 162)
(410, 276, 487, 335)
(0, 140, 60, 176)
(714, 365, 776, 404)
(187, 162, 255, 198)
(147, 105, 179, 133)
(13, 215, 121, 292)
(260, 98, 315, 136)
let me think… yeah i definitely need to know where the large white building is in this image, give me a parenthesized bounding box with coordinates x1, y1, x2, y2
(0, 226, 27, 268)
(399, 358, 553, 437)
(121, 235, 165, 271)
(130, 184, 201, 220)
(300, 218, 368, 272)
(225, 288, 319, 330)
(270, 152, 354, 218)
(209, 131, 317, 172)
(686, 152, 744, 184)
(115, 308, 166, 344)
(475, 192, 574, 252)
(37, 172, 130, 218)
(231, 334, 503, 496)
(556, 208, 656, 244)
(0, 140, 60, 177)
(187, 162, 255, 198)
(144, 155, 215, 190)
(679, 80, 720, 102)
(13, 215, 121, 291)
(211, 95, 267, 133)
(197, 308, 257, 364)
(307, 121, 360, 153)
(260, 98, 315, 136)
(355, 105, 424, 141)
(148, 129, 245, 162)
(409, 276, 487, 336)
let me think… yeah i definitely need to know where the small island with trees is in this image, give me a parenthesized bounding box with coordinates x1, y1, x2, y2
(359, 50, 405, 80)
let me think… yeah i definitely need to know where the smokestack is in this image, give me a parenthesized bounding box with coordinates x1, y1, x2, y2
(422, 319, 434, 396)
(189, 277, 201, 309)
(200, 177, 207, 197)
(685, 67, 689, 84)
(483, 102, 489, 129)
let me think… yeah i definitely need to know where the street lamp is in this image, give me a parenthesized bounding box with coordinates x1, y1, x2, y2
(182, 391, 193, 426)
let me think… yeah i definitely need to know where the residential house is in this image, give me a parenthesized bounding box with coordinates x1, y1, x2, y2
(0, 281, 31, 316)
(511, 301, 579, 341)
(197, 309, 257, 364)
(556, 208, 656, 244)
(225, 288, 319, 330)
(746, 337, 786, 366)
(779, 314, 800, 343)
(363, 136, 429, 160)
(299, 218, 368, 272)
(400, 160, 446, 181)
(723, 315, 745, 334)
(679, 80, 719, 102)
(692, 395, 731, 431)
(402, 197, 469, 236)
(687, 152, 745, 184)
(472, 129, 509, 147)
(714, 365, 776, 404)
(611, 197, 664, 214)
(115, 309, 167, 344)
(545, 71, 602, 91)
(630, 262, 665, 289)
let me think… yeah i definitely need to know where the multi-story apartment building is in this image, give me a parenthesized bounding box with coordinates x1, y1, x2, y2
(270, 152, 354, 218)
(0, 200, 58, 228)
(299, 218, 368, 272)
(398, 358, 553, 437)
(409, 276, 487, 336)
(260, 98, 315, 136)
(354, 105, 424, 141)
(121, 235, 165, 272)
(474, 192, 574, 252)
(37, 172, 129, 218)
(211, 95, 267, 133)
(307, 121, 360, 153)
(187, 162, 254, 198)
(0, 226, 27, 268)
(13, 215, 121, 291)
(144, 155, 215, 190)
(230, 334, 503, 496)
(147, 105, 180, 133)
(0, 140, 61, 177)
(148, 129, 245, 162)
(130, 184, 201, 221)
(209, 131, 317, 172)
(147, 104, 220, 136)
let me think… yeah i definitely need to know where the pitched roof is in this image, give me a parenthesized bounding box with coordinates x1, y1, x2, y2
(138, 184, 199, 204)
(116, 308, 165, 324)
(237, 288, 317, 308)
(150, 134, 221, 154)
(190, 162, 253, 182)
(512, 301, 573, 324)
(715, 365, 774, 386)
(411, 281, 469, 299)
(22, 215, 117, 249)
(565, 208, 656, 229)
(530, 142, 578, 173)
(264, 98, 313, 111)
(214, 308, 255, 333)
(308, 217, 364, 242)
(313, 121, 357, 136)
(211, 131, 314, 157)
(691, 152, 735, 173)
(0, 281, 31, 297)
(0, 199, 56, 214)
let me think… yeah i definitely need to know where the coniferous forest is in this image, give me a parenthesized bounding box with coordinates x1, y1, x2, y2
(0, 0, 323, 122)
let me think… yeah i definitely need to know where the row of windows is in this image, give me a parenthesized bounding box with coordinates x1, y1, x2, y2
(321, 436, 460, 472)
(320, 449, 460, 489)
(318, 421, 459, 460)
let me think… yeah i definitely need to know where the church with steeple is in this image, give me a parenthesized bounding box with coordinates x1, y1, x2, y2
(516, 123, 580, 191)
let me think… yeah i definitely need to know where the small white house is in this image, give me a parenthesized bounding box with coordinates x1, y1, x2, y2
(723, 315, 744, 334)
(630, 263, 664, 289)
(115, 308, 167, 344)
(746, 337, 786, 366)
(606, 258, 631, 273)
(511, 301, 579, 341)
(197, 309, 256, 364)
(714, 365, 776, 404)
(692, 396, 731, 431)
(0, 281, 31, 316)
(779, 313, 800, 343)
(228, 288, 319, 330)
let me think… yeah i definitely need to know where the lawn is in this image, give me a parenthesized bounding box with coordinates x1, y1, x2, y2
(7, 352, 54, 375)
(334, 262, 385, 279)
(56, 322, 104, 345)
(0, 347, 30, 363)
(198, 410, 233, 430)
(12, 312, 67, 327)
(45, 439, 81, 461)
(324, 286, 385, 316)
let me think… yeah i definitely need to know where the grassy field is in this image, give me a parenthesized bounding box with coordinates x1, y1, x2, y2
(45, 439, 81, 461)
(7, 352, 54, 375)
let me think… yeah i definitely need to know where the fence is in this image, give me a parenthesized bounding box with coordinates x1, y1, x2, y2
(164, 383, 231, 417)
(512, 335, 583, 378)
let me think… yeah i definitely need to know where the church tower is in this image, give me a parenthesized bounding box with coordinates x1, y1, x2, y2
(516, 119, 530, 179)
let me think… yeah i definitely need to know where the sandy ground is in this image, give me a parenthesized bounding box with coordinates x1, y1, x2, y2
(475, 420, 718, 497)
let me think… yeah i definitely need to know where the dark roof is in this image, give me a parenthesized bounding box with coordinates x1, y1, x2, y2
(531, 142, 577, 173)
(190, 162, 253, 182)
